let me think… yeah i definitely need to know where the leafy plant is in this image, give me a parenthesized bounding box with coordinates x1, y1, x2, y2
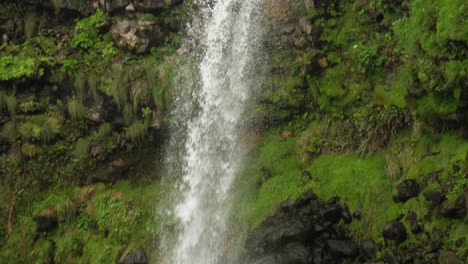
(0, 55, 36, 81)
(72, 9, 106, 50)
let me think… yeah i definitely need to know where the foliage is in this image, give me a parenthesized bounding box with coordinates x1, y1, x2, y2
(126, 120, 148, 143)
(72, 9, 106, 50)
(67, 98, 87, 120)
(0, 55, 36, 81)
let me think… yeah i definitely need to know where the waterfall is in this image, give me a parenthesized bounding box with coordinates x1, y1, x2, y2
(162, 0, 263, 263)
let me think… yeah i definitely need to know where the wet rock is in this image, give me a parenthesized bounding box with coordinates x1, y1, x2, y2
(382, 220, 407, 243)
(393, 179, 420, 203)
(117, 247, 148, 264)
(244, 190, 361, 263)
(327, 240, 358, 257)
(285, 243, 310, 263)
(133, 0, 183, 11)
(320, 198, 343, 224)
(360, 240, 379, 259)
(33, 215, 58, 233)
(440, 190, 467, 219)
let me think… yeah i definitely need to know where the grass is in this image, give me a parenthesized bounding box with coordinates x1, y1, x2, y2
(232, 125, 468, 253)
(0, 179, 163, 263)
(67, 98, 87, 120)
(126, 120, 148, 143)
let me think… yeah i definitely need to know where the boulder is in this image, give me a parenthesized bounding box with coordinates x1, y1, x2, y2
(284, 243, 310, 263)
(298, 17, 312, 35)
(425, 191, 446, 207)
(98, 0, 183, 13)
(360, 240, 379, 259)
(133, 0, 184, 11)
(382, 220, 407, 243)
(326, 240, 358, 257)
(244, 189, 361, 263)
(117, 247, 148, 264)
(110, 18, 167, 53)
(393, 179, 420, 203)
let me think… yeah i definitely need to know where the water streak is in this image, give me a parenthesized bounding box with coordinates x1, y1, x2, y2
(164, 0, 262, 263)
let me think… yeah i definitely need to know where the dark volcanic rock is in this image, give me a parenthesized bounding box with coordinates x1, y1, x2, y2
(244, 189, 361, 264)
(326, 240, 358, 257)
(393, 179, 420, 203)
(360, 240, 379, 259)
(425, 191, 446, 207)
(117, 247, 148, 264)
(382, 220, 407, 243)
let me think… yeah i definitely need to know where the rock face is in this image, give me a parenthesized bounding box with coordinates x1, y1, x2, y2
(110, 18, 167, 53)
(243, 190, 361, 264)
(24, 0, 183, 13)
(393, 179, 420, 203)
(117, 247, 148, 264)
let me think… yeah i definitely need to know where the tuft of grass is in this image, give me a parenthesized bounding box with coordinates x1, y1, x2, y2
(87, 73, 101, 99)
(126, 120, 148, 143)
(96, 123, 112, 139)
(74, 73, 86, 100)
(67, 98, 87, 120)
(24, 11, 36, 39)
(110, 66, 129, 110)
(5, 94, 17, 117)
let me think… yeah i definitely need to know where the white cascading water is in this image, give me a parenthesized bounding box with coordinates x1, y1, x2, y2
(163, 0, 262, 263)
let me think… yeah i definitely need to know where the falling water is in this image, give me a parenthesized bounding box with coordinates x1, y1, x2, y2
(163, 0, 263, 263)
